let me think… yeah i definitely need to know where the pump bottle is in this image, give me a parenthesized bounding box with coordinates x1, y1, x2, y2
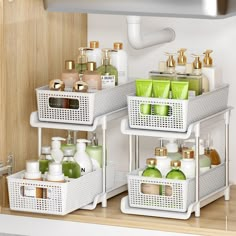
(97, 48, 118, 88)
(76, 47, 91, 79)
(87, 41, 102, 68)
(74, 139, 93, 176)
(51, 137, 66, 164)
(176, 48, 187, 74)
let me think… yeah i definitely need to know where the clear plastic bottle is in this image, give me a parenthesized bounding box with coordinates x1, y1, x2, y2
(141, 158, 162, 195)
(155, 147, 171, 177)
(39, 146, 53, 174)
(62, 148, 81, 178)
(180, 149, 195, 179)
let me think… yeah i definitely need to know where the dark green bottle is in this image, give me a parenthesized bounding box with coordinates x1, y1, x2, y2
(141, 158, 162, 195)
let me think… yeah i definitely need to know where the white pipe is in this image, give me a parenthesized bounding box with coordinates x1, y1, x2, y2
(127, 16, 175, 50)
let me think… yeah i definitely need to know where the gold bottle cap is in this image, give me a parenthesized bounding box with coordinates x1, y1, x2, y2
(177, 48, 187, 66)
(87, 61, 97, 71)
(65, 60, 75, 70)
(146, 158, 157, 166)
(192, 54, 202, 69)
(90, 41, 99, 49)
(183, 149, 194, 159)
(165, 52, 176, 74)
(203, 50, 213, 67)
(73, 81, 88, 92)
(155, 147, 168, 156)
(171, 160, 181, 167)
(49, 79, 65, 91)
(113, 42, 123, 50)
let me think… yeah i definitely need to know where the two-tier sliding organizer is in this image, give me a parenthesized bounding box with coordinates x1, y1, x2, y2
(7, 82, 135, 215)
(120, 84, 232, 220)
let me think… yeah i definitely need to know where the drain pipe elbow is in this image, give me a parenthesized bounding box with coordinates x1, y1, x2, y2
(127, 16, 175, 50)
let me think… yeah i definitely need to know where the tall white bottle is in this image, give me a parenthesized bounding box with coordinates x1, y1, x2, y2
(202, 49, 219, 91)
(111, 42, 128, 85)
(180, 149, 195, 179)
(74, 139, 93, 176)
(154, 147, 171, 177)
(51, 137, 66, 163)
(87, 41, 102, 68)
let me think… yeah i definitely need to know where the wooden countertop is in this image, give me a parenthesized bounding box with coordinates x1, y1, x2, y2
(1, 186, 236, 236)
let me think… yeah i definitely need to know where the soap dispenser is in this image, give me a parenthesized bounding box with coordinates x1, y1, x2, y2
(87, 41, 102, 67)
(86, 132, 103, 169)
(97, 48, 118, 88)
(202, 50, 218, 91)
(176, 48, 187, 74)
(74, 139, 93, 176)
(51, 137, 66, 164)
(76, 47, 91, 79)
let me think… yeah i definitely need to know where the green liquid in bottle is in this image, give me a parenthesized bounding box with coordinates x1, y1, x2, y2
(39, 159, 50, 174)
(97, 65, 118, 86)
(62, 160, 81, 178)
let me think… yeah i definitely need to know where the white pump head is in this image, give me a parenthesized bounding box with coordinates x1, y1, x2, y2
(164, 138, 178, 153)
(76, 139, 91, 152)
(51, 137, 66, 149)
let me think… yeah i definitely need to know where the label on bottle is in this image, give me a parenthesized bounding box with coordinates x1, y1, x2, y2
(101, 75, 115, 89)
(24, 186, 37, 197)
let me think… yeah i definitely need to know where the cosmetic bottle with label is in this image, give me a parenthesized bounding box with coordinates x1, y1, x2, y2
(154, 147, 171, 177)
(202, 50, 219, 91)
(39, 146, 53, 174)
(180, 149, 195, 179)
(61, 60, 79, 91)
(62, 148, 81, 179)
(141, 158, 162, 195)
(87, 41, 102, 67)
(176, 48, 187, 74)
(24, 160, 43, 198)
(97, 48, 118, 88)
(86, 132, 103, 170)
(82, 62, 102, 92)
(76, 47, 91, 79)
(74, 139, 93, 176)
(110, 42, 128, 84)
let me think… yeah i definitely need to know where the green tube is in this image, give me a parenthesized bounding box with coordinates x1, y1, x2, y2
(171, 81, 189, 100)
(152, 80, 170, 116)
(136, 79, 152, 115)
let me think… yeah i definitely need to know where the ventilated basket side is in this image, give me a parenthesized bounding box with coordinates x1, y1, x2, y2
(94, 82, 135, 118)
(36, 86, 95, 125)
(128, 96, 189, 132)
(186, 85, 229, 126)
(127, 169, 189, 212)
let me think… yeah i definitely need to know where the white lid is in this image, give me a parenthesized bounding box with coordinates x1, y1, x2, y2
(63, 148, 74, 157)
(165, 138, 178, 153)
(25, 160, 41, 179)
(41, 146, 51, 154)
(76, 139, 91, 152)
(51, 137, 66, 149)
(47, 163, 64, 181)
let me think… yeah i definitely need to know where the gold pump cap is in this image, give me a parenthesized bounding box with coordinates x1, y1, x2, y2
(101, 48, 116, 65)
(49, 79, 65, 91)
(65, 60, 75, 70)
(203, 50, 213, 67)
(171, 160, 181, 167)
(177, 48, 187, 66)
(146, 158, 157, 166)
(183, 149, 194, 159)
(87, 61, 97, 71)
(90, 41, 99, 49)
(165, 52, 176, 68)
(77, 47, 92, 64)
(113, 42, 123, 50)
(155, 147, 168, 157)
(192, 54, 202, 70)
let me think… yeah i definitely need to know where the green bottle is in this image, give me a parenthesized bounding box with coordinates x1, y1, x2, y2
(61, 130, 76, 154)
(75, 47, 90, 79)
(165, 160, 186, 196)
(86, 132, 103, 169)
(62, 148, 81, 178)
(39, 146, 53, 174)
(141, 158, 162, 195)
(97, 48, 118, 88)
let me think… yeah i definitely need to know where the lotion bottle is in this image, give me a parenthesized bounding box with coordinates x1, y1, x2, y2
(74, 139, 93, 176)
(87, 41, 102, 68)
(176, 48, 187, 74)
(110, 42, 128, 84)
(154, 147, 171, 177)
(180, 149, 195, 179)
(51, 137, 66, 164)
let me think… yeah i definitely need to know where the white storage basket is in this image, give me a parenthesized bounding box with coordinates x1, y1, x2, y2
(7, 169, 103, 215)
(127, 163, 225, 212)
(36, 81, 135, 125)
(128, 84, 229, 132)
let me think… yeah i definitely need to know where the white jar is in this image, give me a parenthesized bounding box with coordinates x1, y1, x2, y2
(181, 149, 195, 179)
(155, 147, 171, 177)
